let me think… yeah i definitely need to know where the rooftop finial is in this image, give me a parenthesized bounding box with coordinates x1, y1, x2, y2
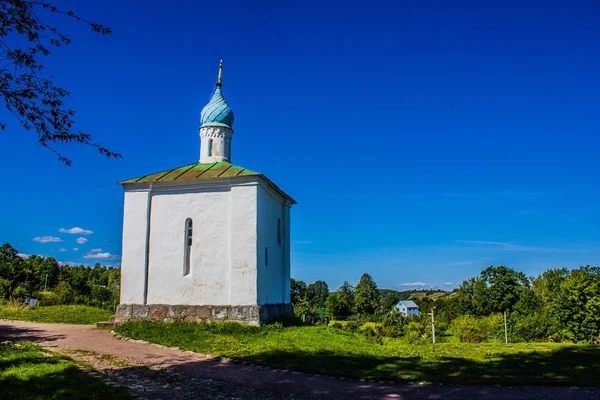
(216, 59, 223, 87)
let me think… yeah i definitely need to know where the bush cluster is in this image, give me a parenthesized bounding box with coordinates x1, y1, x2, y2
(0, 243, 120, 310)
(294, 264, 600, 344)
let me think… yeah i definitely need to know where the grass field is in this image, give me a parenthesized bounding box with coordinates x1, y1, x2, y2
(0, 341, 132, 400)
(115, 321, 600, 386)
(0, 305, 112, 324)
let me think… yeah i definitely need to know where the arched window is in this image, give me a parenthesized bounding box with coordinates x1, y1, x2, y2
(207, 139, 213, 157)
(184, 218, 193, 276)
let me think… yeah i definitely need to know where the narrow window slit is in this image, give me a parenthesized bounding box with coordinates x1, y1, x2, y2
(184, 218, 193, 275)
(277, 218, 282, 245)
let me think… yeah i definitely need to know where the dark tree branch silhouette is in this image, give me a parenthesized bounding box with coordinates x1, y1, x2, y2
(0, 0, 120, 165)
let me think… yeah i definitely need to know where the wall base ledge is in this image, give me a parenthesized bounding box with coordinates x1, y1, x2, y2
(115, 303, 292, 326)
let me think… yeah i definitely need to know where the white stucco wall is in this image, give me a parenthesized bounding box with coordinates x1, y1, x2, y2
(256, 184, 291, 305)
(120, 190, 149, 304)
(146, 185, 233, 305)
(229, 184, 258, 305)
(120, 177, 291, 307)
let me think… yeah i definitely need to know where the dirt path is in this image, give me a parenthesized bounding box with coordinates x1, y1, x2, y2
(1, 320, 598, 400)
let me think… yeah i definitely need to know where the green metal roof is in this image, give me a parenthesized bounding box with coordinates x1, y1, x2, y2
(118, 161, 296, 204)
(118, 162, 260, 184)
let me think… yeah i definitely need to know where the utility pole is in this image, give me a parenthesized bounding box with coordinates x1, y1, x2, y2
(429, 306, 437, 344)
(504, 311, 508, 343)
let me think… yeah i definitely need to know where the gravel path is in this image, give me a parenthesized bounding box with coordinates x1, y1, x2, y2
(1, 320, 598, 400)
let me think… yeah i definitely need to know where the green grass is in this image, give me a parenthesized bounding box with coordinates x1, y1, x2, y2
(115, 321, 600, 386)
(0, 341, 132, 400)
(0, 305, 112, 324)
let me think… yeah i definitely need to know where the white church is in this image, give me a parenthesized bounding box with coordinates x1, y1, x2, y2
(115, 62, 295, 325)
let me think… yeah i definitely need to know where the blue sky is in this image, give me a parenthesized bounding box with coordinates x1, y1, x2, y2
(1, 0, 599, 291)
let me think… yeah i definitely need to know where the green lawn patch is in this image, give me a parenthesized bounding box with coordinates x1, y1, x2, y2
(0, 305, 112, 324)
(0, 341, 132, 400)
(115, 321, 600, 386)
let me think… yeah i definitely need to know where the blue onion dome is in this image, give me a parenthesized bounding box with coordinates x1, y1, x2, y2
(200, 86, 234, 130)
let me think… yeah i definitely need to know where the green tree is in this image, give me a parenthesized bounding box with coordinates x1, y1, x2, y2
(324, 292, 342, 318)
(480, 265, 530, 313)
(458, 266, 531, 315)
(306, 280, 329, 309)
(380, 292, 400, 313)
(53, 281, 74, 304)
(0, 243, 25, 298)
(354, 273, 380, 315)
(24, 255, 60, 292)
(325, 281, 355, 318)
(0, 0, 119, 165)
(293, 296, 314, 318)
(290, 278, 307, 306)
(0, 243, 121, 309)
(457, 276, 488, 315)
(554, 266, 600, 343)
(338, 281, 355, 316)
(532, 268, 569, 313)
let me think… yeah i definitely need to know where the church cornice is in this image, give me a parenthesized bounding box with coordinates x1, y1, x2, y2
(121, 169, 296, 205)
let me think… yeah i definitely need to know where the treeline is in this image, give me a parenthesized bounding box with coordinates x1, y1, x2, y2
(292, 265, 600, 344)
(0, 243, 120, 309)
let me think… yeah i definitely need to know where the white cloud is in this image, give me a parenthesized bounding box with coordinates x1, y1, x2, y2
(17, 253, 30, 259)
(398, 282, 428, 287)
(76, 237, 89, 244)
(83, 252, 120, 260)
(58, 261, 83, 267)
(445, 260, 478, 266)
(33, 236, 63, 243)
(72, 248, 79, 251)
(397, 282, 456, 290)
(104, 262, 122, 268)
(456, 240, 556, 252)
(58, 248, 68, 252)
(59, 227, 93, 235)
(90, 248, 103, 253)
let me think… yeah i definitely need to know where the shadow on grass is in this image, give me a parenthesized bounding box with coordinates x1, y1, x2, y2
(2, 321, 600, 400)
(0, 342, 131, 400)
(234, 346, 600, 386)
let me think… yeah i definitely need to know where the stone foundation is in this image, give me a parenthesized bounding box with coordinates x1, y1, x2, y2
(115, 303, 293, 326)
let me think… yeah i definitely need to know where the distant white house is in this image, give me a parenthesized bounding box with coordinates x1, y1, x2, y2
(396, 300, 420, 317)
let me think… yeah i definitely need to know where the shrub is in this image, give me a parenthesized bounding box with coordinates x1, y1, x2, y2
(381, 309, 405, 337)
(362, 325, 384, 344)
(510, 312, 552, 342)
(345, 319, 361, 332)
(53, 281, 74, 305)
(0, 278, 10, 299)
(451, 314, 504, 343)
(330, 322, 344, 330)
(37, 291, 58, 306)
(10, 286, 27, 301)
(404, 320, 427, 344)
(261, 322, 284, 333)
(90, 285, 112, 308)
